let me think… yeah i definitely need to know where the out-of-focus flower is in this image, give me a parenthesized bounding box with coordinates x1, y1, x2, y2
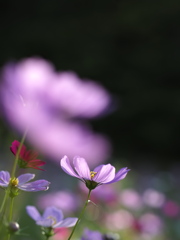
(26, 206, 77, 228)
(53, 228, 70, 240)
(142, 188, 165, 208)
(104, 209, 134, 230)
(138, 213, 163, 236)
(0, 171, 50, 192)
(48, 71, 111, 118)
(10, 140, 46, 171)
(81, 229, 120, 240)
(79, 181, 118, 205)
(28, 120, 111, 167)
(81, 228, 104, 240)
(37, 190, 80, 214)
(163, 200, 180, 217)
(0, 57, 112, 166)
(60, 156, 130, 190)
(120, 189, 143, 210)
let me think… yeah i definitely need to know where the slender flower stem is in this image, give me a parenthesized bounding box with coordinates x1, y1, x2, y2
(0, 191, 9, 234)
(8, 197, 14, 222)
(67, 190, 91, 240)
(11, 128, 28, 178)
(0, 190, 9, 214)
(6, 197, 15, 240)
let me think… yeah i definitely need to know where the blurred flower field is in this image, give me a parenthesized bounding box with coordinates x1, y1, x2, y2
(0, 57, 179, 240)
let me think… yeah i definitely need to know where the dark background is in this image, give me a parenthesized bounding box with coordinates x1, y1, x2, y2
(0, 0, 180, 170)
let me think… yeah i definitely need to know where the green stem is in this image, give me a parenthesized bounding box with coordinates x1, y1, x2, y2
(6, 197, 15, 240)
(8, 197, 14, 222)
(67, 190, 91, 240)
(11, 128, 28, 178)
(0, 190, 9, 214)
(0, 191, 9, 234)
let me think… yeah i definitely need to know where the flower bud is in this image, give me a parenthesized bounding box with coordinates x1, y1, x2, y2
(8, 222, 20, 232)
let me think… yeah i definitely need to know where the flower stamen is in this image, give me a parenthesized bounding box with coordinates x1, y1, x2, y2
(10, 177, 19, 187)
(47, 216, 57, 226)
(90, 171, 97, 179)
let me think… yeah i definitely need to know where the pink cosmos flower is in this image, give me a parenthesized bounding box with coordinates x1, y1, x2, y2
(0, 57, 112, 166)
(79, 181, 118, 205)
(60, 156, 130, 190)
(163, 200, 180, 217)
(138, 213, 163, 236)
(48, 71, 111, 118)
(120, 189, 143, 210)
(37, 190, 80, 214)
(10, 140, 46, 171)
(104, 209, 134, 230)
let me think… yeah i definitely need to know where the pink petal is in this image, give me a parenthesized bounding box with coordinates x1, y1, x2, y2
(73, 156, 91, 180)
(10, 140, 26, 157)
(93, 164, 115, 183)
(60, 156, 80, 179)
(18, 173, 35, 185)
(107, 167, 130, 184)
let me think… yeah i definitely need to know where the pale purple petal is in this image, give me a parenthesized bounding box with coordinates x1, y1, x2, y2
(0, 171, 10, 187)
(42, 206, 63, 222)
(26, 206, 42, 221)
(18, 180, 50, 192)
(36, 219, 53, 227)
(82, 229, 103, 240)
(54, 217, 78, 228)
(60, 156, 80, 179)
(106, 167, 130, 184)
(73, 156, 91, 180)
(17, 173, 35, 185)
(93, 164, 115, 183)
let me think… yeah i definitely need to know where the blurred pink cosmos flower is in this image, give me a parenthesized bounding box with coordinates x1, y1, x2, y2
(138, 213, 163, 236)
(104, 209, 134, 230)
(10, 140, 46, 171)
(142, 188, 165, 208)
(79, 181, 118, 205)
(0, 57, 112, 166)
(37, 190, 80, 214)
(119, 189, 143, 210)
(163, 200, 180, 217)
(60, 156, 130, 190)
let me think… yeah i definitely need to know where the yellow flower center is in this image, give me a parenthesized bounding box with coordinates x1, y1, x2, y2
(47, 216, 57, 226)
(10, 177, 19, 187)
(90, 171, 97, 179)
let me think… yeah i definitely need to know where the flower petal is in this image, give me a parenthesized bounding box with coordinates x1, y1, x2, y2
(36, 219, 53, 227)
(93, 164, 115, 183)
(10, 140, 26, 157)
(18, 179, 50, 192)
(26, 206, 42, 221)
(60, 156, 80, 179)
(17, 173, 35, 185)
(28, 159, 46, 166)
(54, 217, 78, 228)
(106, 167, 130, 184)
(27, 159, 46, 170)
(73, 156, 91, 180)
(42, 206, 63, 222)
(0, 171, 10, 187)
